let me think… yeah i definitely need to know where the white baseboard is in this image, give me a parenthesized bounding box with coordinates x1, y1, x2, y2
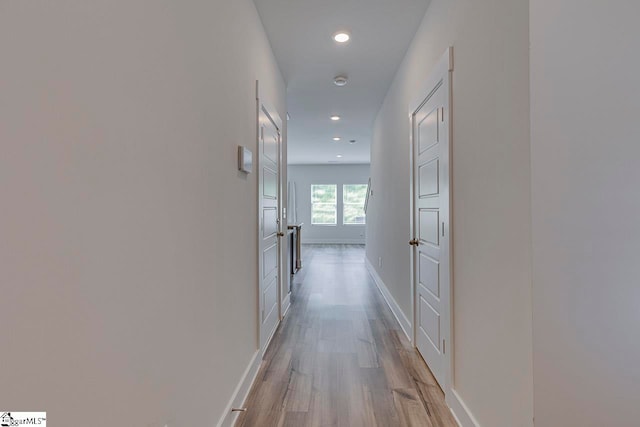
(364, 258, 412, 342)
(216, 350, 262, 427)
(448, 388, 481, 427)
(302, 238, 366, 245)
(364, 261, 480, 427)
(281, 292, 291, 318)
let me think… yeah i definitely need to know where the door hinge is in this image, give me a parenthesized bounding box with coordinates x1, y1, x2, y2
(443, 339, 446, 354)
(442, 222, 445, 237)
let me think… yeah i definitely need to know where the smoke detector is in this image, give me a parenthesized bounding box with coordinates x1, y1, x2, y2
(334, 75, 348, 87)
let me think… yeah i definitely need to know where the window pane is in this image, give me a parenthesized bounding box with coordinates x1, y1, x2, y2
(312, 185, 337, 204)
(311, 185, 337, 225)
(312, 203, 336, 225)
(343, 184, 368, 225)
(343, 184, 367, 205)
(343, 204, 365, 225)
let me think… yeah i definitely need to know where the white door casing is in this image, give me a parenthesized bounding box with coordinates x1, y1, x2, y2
(257, 82, 283, 353)
(410, 48, 453, 393)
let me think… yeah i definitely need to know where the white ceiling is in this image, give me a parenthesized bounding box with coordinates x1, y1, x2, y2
(253, 0, 431, 165)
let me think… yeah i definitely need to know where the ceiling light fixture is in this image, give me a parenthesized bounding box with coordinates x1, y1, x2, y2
(330, 115, 341, 121)
(333, 32, 350, 43)
(333, 137, 341, 141)
(334, 75, 348, 87)
(336, 154, 343, 158)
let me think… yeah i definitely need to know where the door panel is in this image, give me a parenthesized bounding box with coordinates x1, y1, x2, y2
(263, 127, 278, 163)
(263, 277, 278, 321)
(263, 208, 278, 238)
(263, 167, 277, 199)
(419, 296, 441, 349)
(418, 107, 439, 153)
(419, 253, 440, 298)
(419, 159, 439, 197)
(419, 210, 439, 245)
(263, 243, 278, 278)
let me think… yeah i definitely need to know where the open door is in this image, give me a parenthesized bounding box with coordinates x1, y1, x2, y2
(257, 83, 284, 353)
(409, 48, 453, 392)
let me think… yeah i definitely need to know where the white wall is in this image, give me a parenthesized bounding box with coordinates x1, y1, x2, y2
(365, 0, 533, 426)
(0, 1, 285, 426)
(288, 164, 369, 244)
(530, 1, 640, 425)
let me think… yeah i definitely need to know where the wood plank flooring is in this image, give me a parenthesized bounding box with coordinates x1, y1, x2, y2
(236, 245, 458, 427)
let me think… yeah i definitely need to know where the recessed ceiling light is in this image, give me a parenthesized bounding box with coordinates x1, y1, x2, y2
(336, 154, 343, 158)
(330, 115, 341, 121)
(349, 139, 357, 144)
(333, 137, 341, 141)
(333, 32, 350, 43)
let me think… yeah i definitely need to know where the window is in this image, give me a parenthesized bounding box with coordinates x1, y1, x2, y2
(343, 184, 368, 225)
(311, 184, 337, 225)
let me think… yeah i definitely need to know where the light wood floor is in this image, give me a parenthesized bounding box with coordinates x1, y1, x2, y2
(236, 244, 458, 427)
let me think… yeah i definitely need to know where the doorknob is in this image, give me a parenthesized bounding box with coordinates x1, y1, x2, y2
(277, 232, 285, 237)
(409, 238, 419, 246)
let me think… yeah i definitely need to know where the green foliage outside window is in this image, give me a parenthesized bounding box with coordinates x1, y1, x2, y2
(343, 184, 367, 225)
(311, 185, 337, 225)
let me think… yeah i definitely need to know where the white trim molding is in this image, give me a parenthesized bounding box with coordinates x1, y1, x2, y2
(365, 253, 480, 427)
(448, 388, 481, 427)
(365, 257, 413, 341)
(281, 292, 291, 319)
(303, 238, 366, 245)
(216, 351, 262, 427)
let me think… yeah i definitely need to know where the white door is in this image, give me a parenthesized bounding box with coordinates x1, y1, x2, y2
(410, 48, 452, 390)
(258, 101, 282, 352)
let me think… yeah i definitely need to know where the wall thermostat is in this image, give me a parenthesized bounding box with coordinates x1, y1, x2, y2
(238, 146, 253, 173)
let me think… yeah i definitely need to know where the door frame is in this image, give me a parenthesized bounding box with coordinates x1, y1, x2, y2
(409, 47, 454, 395)
(256, 81, 284, 354)
(279, 116, 291, 318)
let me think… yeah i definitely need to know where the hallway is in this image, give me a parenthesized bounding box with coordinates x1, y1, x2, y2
(237, 245, 458, 427)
